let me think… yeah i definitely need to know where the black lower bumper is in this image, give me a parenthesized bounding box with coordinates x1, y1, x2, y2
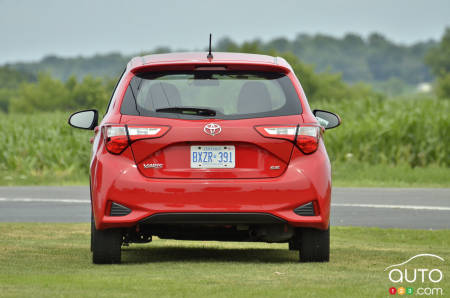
(139, 212, 286, 225)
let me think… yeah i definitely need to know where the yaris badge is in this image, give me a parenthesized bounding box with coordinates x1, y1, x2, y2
(203, 123, 222, 136)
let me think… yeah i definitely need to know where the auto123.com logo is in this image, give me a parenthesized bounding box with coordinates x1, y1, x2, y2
(385, 254, 445, 296)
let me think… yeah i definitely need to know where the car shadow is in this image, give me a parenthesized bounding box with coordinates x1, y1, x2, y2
(122, 246, 297, 264)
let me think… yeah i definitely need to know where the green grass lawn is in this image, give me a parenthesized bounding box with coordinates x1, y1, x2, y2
(0, 223, 448, 297)
(332, 162, 450, 188)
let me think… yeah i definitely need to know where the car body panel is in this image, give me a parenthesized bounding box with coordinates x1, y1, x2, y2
(91, 141, 331, 231)
(122, 115, 300, 179)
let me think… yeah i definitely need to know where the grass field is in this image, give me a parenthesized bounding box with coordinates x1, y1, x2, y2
(0, 223, 448, 297)
(332, 162, 450, 187)
(0, 95, 449, 187)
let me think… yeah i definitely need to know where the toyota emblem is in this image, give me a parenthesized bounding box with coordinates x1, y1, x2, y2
(203, 123, 222, 136)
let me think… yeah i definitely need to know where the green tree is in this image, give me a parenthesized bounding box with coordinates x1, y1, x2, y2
(0, 89, 16, 113)
(0, 66, 36, 89)
(68, 76, 110, 111)
(10, 73, 69, 113)
(0, 67, 36, 112)
(425, 27, 450, 98)
(425, 27, 450, 76)
(8, 74, 113, 113)
(218, 42, 381, 102)
(435, 73, 450, 99)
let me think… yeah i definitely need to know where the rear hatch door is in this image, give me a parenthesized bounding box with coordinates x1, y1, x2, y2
(123, 115, 301, 179)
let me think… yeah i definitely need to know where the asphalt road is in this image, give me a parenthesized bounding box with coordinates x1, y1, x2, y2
(0, 186, 449, 229)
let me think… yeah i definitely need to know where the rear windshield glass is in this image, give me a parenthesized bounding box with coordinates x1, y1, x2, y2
(120, 71, 302, 119)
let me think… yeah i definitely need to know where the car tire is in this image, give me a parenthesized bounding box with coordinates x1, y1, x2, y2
(298, 227, 330, 262)
(91, 220, 123, 264)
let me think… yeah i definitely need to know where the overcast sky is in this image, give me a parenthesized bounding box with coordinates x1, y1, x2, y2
(1, 0, 449, 64)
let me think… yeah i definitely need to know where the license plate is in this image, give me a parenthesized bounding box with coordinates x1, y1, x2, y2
(190, 145, 235, 168)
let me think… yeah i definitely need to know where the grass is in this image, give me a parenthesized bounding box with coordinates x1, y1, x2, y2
(332, 162, 450, 187)
(0, 170, 87, 186)
(0, 223, 449, 297)
(316, 96, 449, 168)
(0, 95, 449, 187)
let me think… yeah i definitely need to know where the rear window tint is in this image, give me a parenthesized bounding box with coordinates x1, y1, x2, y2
(121, 71, 302, 119)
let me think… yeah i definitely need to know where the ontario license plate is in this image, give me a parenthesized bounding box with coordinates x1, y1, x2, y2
(190, 145, 235, 168)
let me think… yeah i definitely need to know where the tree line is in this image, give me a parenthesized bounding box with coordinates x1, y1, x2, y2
(0, 29, 448, 114)
(0, 55, 379, 114)
(5, 32, 438, 85)
(425, 28, 450, 98)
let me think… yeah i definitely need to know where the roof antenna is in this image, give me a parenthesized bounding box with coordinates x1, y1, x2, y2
(207, 33, 213, 59)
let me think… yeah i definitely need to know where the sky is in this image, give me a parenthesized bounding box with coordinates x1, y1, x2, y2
(0, 0, 449, 64)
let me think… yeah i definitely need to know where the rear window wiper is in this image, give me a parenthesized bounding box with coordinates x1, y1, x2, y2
(155, 107, 217, 117)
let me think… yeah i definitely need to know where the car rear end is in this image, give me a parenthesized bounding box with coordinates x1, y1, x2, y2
(90, 53, 332, 263)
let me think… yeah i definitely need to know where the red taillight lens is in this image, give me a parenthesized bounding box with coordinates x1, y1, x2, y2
(103, 125, 170, 155)
(255, 125, 321, 154)
(296, 126, 320, 154)
(103, 126, 128, 154)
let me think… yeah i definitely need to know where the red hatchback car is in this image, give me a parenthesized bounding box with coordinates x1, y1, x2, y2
(68, 52, 340, 264)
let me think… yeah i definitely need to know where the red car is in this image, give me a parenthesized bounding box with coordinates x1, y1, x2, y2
(68, 52, 340, 264)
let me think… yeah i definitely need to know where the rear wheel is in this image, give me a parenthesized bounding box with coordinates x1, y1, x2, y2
(296, 227, 330, 262)
(91, 218, 123, 264)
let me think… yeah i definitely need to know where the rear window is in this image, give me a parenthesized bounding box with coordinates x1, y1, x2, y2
(120, 71, 302, 119)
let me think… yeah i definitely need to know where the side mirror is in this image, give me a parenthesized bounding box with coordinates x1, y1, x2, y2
(313, 109, 341, 130)
(68, 109, 98, 130)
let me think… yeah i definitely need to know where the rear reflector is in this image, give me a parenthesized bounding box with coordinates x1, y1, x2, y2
(103, 125, 170, 154)
(293, 202, 316, 216)
(110, 202, 131, 216)
(255, 125, 321, 154)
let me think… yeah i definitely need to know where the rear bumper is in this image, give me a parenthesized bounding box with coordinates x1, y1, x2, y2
(91, 145, 331, 230)
(139, 212, 286, 224)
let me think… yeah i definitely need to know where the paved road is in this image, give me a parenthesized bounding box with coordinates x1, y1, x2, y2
(0, 186, 449, 229)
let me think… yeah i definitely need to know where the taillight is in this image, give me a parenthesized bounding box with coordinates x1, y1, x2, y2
(103, 125, 170, 155)
(104, 126, 128, 154)
(296, 126, 321, 154)
(127, 126, 168, 141)
(255, 125, 321, 154)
